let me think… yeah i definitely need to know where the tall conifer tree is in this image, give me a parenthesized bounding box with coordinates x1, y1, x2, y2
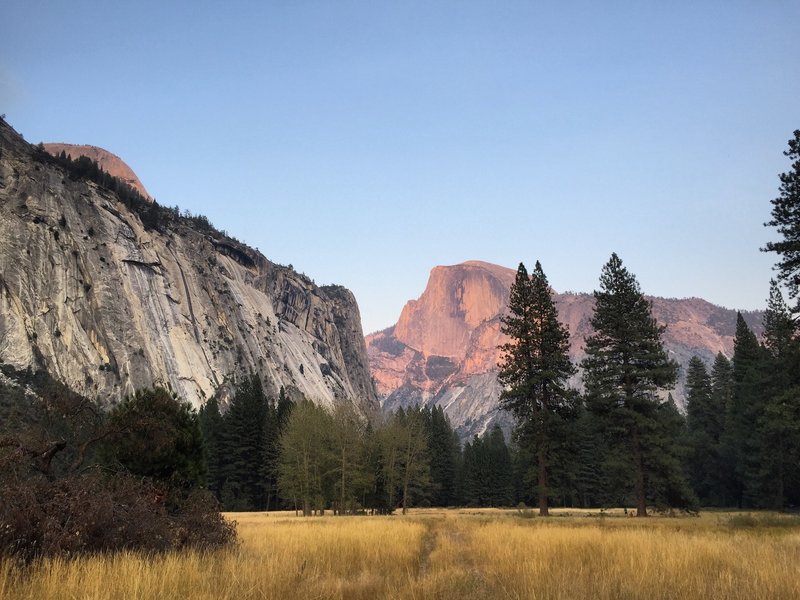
(764, 130, 800, 312)
(582, 253, 693, 516)
(754, 283, 800, 507)
(721, 313, 762, 507)
(498, 261, 576, 515)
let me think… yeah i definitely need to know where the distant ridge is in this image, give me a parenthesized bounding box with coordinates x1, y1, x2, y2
(367, 260, 764, 440)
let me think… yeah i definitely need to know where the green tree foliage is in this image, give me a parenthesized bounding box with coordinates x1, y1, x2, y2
(1, 372, 234, 559)
(747, 285, 800, 507)
(685, 356, 727, 505)
(462, 426, 514, 507)
(582, 253, 696, 516)
(498, 261, 577, 515)
(386, 407, 431, 514)
(97, 387, 206, 490)
(721, 313, 764, 508)
(421, 405, 461, 507)
(329, 402, 371, 514)
(199, 395, 225, 498)
(219, 376, 269, 510)
(764, 130, 800, 312)
(200, 377, 291, 511)
(261, 386, 293, 511)
(278, 400, 333, 516)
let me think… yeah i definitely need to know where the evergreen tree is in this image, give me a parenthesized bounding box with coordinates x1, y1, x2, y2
(423, 405, 461, 506)
(764, 130, 800, 313)
(199, 396, 225, 498)
(485, 426, 515, 506)
(570, 406, 605, 508)
(710, 352, 734, 507)
(498, 261, 577, 515)
(722, 313, 764, 507)
(685, 356, 723, 505)
(752, 283, 800, 507)
(220, 375, 269, 510)
(582, 253, 695, 516)
(461, 427, 514, 507)
(98, 388, 206, 490)
(460, 439, 480, 506)
(646, 395, 696, 511)
(260, 388, 293, 511)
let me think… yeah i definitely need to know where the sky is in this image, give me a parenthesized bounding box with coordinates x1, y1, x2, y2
(2, 1, 798, 334)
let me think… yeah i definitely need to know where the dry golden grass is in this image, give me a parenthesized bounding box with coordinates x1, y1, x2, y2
(1, 509, 798, 599)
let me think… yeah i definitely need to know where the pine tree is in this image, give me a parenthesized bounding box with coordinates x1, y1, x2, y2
(764, 130, 800, 313)
(721, 313, 763, 507)
(98, 388, 206, 490)
(199, 396, 225, 499)
(423, 406, 460, 507)
(685, 356, 721, 504)
(582, 253, 693, 516)
(221, 375, 269, 510)
(709, 353, 734, 505)
(498, 261, 577, 515)
(752, 283, 800, 507)
(485, 426, 514, 506)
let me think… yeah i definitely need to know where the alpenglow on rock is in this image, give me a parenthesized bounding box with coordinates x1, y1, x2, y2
(0, 119, 377, 416)
(43, 143, 154, 201)
(366, 260, 763, 441)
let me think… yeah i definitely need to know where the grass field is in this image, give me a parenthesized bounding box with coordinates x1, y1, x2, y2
(2, 508, 799, 599)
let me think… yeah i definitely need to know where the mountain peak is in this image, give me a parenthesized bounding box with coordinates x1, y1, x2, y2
(367, 260, 764, 440)
(394, 260, 515, 359)
(43, 143, 153, 201)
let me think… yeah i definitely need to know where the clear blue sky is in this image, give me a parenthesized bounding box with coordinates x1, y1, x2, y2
(2, 1, 798, 333)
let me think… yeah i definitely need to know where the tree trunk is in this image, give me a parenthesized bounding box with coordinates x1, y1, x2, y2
(632, 429, 647, 517)
(538, 443, 549, 516)
(402, 475, 409, 515)
(341, 445, 347, 516)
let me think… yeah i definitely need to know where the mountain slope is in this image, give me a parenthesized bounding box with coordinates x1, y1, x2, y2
(367, 261, 763, 439)
(0, 118, 377, 415)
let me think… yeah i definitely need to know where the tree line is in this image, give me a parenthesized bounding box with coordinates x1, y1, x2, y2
(202, 129, 800, 517)
(495, 129, 800, 516)
(32, 143, 238, 239)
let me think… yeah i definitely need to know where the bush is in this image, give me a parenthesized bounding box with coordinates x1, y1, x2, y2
(0, 374, 236, 561)
(0, 469, 235, 562)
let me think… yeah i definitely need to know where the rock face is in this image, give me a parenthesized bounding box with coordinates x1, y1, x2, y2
(367, 260, 763, 440)
(42, 143, 153, 201)
(0, 119, 377, 416)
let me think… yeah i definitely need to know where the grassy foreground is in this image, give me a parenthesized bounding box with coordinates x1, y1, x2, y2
(1, 508, 799, 599)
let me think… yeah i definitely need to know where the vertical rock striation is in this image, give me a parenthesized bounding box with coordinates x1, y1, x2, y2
(0, 119, 377, 415)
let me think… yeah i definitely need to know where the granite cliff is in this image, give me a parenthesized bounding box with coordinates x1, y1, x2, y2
(367, 260, 763, 440)
(0, 119, 377, 415)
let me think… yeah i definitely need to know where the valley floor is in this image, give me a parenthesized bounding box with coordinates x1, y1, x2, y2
(2, 508, 799, 599)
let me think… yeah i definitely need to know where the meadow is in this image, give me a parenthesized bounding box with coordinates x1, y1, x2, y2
(1, 508, 799, 599)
